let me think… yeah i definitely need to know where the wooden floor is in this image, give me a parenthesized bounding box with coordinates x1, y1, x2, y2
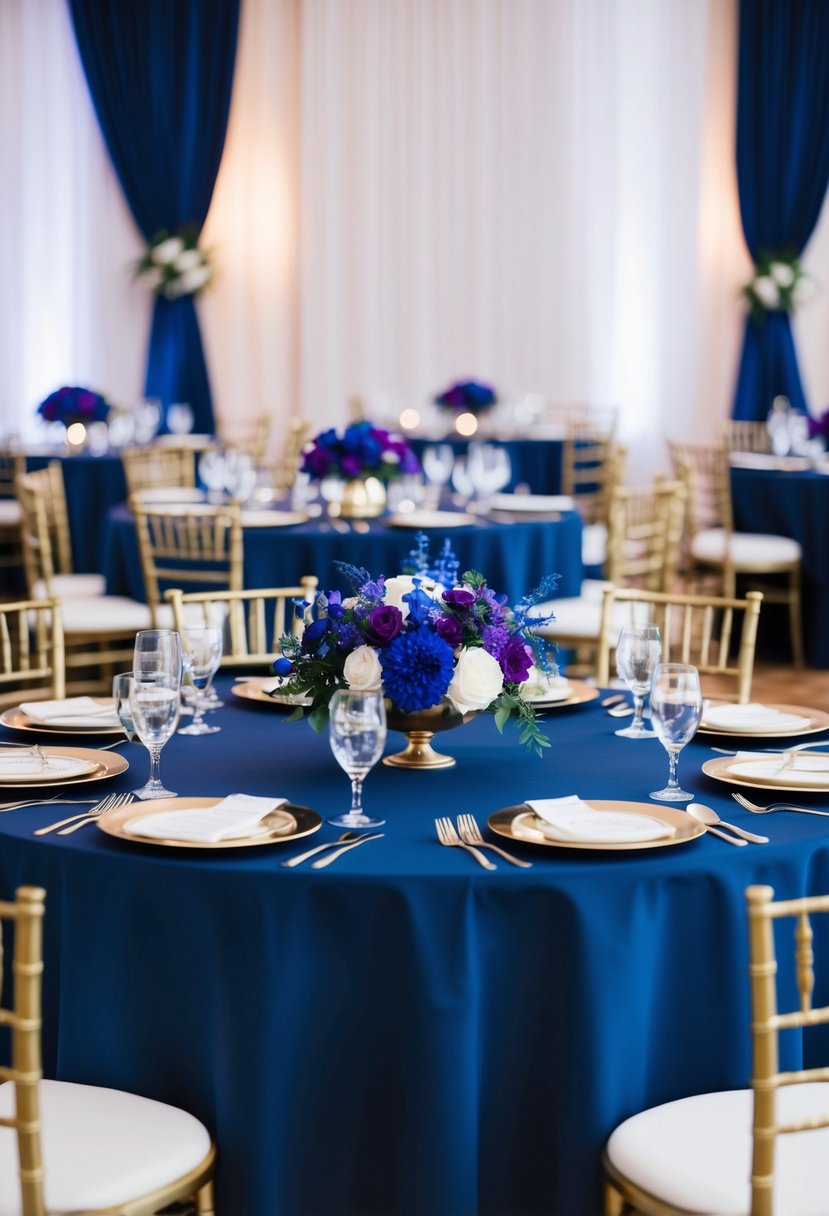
(747, 658, 829, 710)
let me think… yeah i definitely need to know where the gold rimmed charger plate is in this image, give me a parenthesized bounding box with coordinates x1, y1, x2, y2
(697, 701, 829, 739)
(97, 798, 321, 850)
(488, 801, 704, 852)
(529, 680, 600, 710)
(0, 746, 128, 789)
(702, 755, 829, 795)
(0, 704, 124, 736)
(231, 677, 312, 708)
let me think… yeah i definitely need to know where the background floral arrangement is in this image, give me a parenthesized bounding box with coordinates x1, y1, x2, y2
(434, 379, 497, 414)
(37, 385, 110, 426)
(808, 407, 829, 439)
(274, 534, 558, 754)
(742, 254, 812, 322)
(301, 420, 420, 482)
(136, 229, 213, 301)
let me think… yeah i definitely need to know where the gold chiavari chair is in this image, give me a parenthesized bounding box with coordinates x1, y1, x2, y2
(274, 417, 312, 493)
(595, 586, 763, 701)
(603, 883, 829, 1216)
(722, 419, 772, 454)
(0, 448, 25, 577)
(0, 598, 64, 708)
(16, 464, 105, 600)
(530, 479, 687, 674)
(667, 439, 803, 667)
(131, 498, 244, 624)
(165, 581, 319, 667)
(122, 443, 197, 498)
(561, 421, 624, 528)
(0, 885, 216, 1216)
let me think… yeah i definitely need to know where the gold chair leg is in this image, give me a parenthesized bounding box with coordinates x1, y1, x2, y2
(604, 1179, 627, 1216)
(195, 1180, 215, 1215)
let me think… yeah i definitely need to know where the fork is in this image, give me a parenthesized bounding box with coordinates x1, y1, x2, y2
(56, 792, 135, 835)
(435, 817, 496, 870)
(731, 792, 829, 818)
(456, 813, 532, 868)
(33, 793, 131, 836)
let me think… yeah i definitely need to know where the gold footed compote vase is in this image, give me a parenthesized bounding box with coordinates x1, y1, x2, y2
(383, 701, 480, 769)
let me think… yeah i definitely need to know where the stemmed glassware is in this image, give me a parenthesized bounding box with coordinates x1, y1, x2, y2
(466, 442, 512, 507)
(130, 630, 182, 799)
(421, 444, 455, 506)
(614, 624, 662, 738)
(166, 402, 194, 436)
(178, 627, 224, 736)
(649, 663, 703, 802)
(112, 672, 138, 743)
(328, 689, 387, 828)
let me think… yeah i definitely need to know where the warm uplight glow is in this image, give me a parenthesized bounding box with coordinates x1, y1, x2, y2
(66, 423, 87, 446)
(455, 412, 478, 437)
(399, 409, 420, 430)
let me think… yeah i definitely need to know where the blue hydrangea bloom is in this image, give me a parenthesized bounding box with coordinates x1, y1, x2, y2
(380, 630, 455, 712)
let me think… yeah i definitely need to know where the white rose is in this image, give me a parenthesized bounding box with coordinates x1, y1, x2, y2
(792, 276, 816, 306)
(151, 236, 185, 265)
(139, 267, 164, 290)
(446, 647, 504, 714)
(752, 276, 780, 309)
(178, 265, 212, 295)
(174, 248, 203, 273)
(770, 261, 796, 289)
(383, 575, 443, 619)
(343, 645, 383, 691)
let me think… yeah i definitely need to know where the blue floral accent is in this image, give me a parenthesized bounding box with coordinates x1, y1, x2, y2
(434, 379, 497, 414)
(301, 420, 420, 482)
(37, 386, 110, 426)
(380, 630, 455, 713)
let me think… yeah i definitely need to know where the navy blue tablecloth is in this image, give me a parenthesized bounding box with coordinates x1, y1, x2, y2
(25, 451, 127, 574)
(2, 681, 829, 1215)
(731, 466, 829, 667)
(102, 506, 584, 607)
(408, 436, 563, 494)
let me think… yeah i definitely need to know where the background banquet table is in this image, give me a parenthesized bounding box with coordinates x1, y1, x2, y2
(407, 435, 564, 494)
(731, 464, 829, 667)
(101, 504, 584, 607)
(25, 449, 127, 573)
(2, 680, 829, 1214)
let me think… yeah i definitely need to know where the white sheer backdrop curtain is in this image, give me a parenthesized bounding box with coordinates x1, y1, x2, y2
(2, 0, 828, 466)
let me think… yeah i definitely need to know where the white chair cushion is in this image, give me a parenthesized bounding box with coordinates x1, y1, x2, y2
(531, 584, 649, 641)
(581, 522, 607, 569)
(606, 1083, 829, 1216)
(0, 500, 21, 525)
(58, 596, 153, 634)
(33, 574, 106, 600)
(0, 1079, 211, 1216)
(692, 527, 801, 568)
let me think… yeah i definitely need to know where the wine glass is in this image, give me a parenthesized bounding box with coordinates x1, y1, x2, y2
(649, 663, 703, 802)
(422, 444, 455, 505)
(129, 672, 180, 799)
(466, 442, 512, 506)
(166, 402, 194, 436)
(133, 629, 183, 684)
(328, 689, 387, 828)
(198, 449, 228, 503)
(178, 627, 223, 735)
(614, 624, 662, 738)
(112, 672, 138, 742)
(133, 398, 162, 444)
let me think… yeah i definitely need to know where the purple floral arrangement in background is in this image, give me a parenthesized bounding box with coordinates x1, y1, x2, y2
(807, 407, 829, 439)
(301, 420, 420, 482)
(273, 534, 559, 754)
(37, 386, 111, 427)
(434, 379, 497, 414)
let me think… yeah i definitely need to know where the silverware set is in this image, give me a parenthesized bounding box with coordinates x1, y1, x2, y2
(33, 792, 135, 836)
(434, 814, 530, 869)
(281, 830, 384, 868)
(732, 792, 829, 818)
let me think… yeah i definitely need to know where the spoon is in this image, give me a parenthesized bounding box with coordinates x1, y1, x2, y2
(687, 803, 767, 845)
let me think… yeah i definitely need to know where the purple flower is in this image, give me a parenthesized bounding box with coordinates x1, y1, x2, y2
(476, 586, 508, 624)
(436, 616, 463, 647)
(335, 622, 362, 651)
(368, 604, 403, 644)
(301, 617, 331, 654)
(499, 636, 534, 684)
(482, 626, 509, 659)
(341, 453, 363, 478)
(434, 379, 497, 414)
(442, 588, 475, 608)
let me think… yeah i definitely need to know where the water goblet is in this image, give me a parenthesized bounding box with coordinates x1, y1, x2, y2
(133, 629, 183, 684)
(178, 627, 224, 736)
(422, 444, 455, 504)
(166, 402, 194, 436)
(649, 663, 703, 802)
(328, 688, 387, 828)
(112, 672, 138, 742)
(198, 448, 228, 503)
(614, 624, 662, 738)
(129, 673, 181, 799)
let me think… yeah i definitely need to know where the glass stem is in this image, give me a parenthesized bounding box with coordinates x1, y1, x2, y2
(631, 692, 645, 730)
(149, 745, 162, 787)
(350, 776, 364, 817)
(192, 691, 206, 729)
(667, 749, 679, 790)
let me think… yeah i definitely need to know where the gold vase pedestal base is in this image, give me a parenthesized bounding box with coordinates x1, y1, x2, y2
(383, 731, 456, 769)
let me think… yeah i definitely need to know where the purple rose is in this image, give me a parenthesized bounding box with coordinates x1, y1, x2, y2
(442, 588, 475, 608)
(436, 616, 463, 647)
(368, 604, 403, 644)
(499, 636, 534, 684)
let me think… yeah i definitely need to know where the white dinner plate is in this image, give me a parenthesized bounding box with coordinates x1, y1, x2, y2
(385, 511, 478, 529)
(488, 493, 574, 513)
(488, 801, 704, 851)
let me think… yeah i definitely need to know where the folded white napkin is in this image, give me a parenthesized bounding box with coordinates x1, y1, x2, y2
(489, 493, 575, 513)
(728, 755, 829, 788)
(702, 702, 812, 733)
(520, 675, 571, 704)
(517, 795, 675, 843)
(20, 697, 120, 728)
(0, 752, 96, 780)
(124, 794, 293, 843)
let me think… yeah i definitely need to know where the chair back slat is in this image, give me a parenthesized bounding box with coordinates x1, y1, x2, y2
(132, 498, 245, 617)
(0, 600, 64, 705)
(122, 444, 196, 496)
(165, 582, 318, 667)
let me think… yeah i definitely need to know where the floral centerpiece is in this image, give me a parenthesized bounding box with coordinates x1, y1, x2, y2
(742, 254, 813, 323)
(434, 379, 497, 415)
(136, 229, 212, 301)
(273, 534, 558, 763)
(301, 420, 421, 518)
(808, 407, 829, 441)
(37, 385, 111, 428)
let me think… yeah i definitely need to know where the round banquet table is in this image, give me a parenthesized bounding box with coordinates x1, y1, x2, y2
(2, 681, 829, 1214)
(101, 504, 584, 608)
(731, 464, 829, 667)
(408, 435, 563, 494)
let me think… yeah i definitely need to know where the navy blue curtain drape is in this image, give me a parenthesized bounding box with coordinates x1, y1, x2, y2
(732, 0, 829, 421)
(68, 0, 241, 435)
